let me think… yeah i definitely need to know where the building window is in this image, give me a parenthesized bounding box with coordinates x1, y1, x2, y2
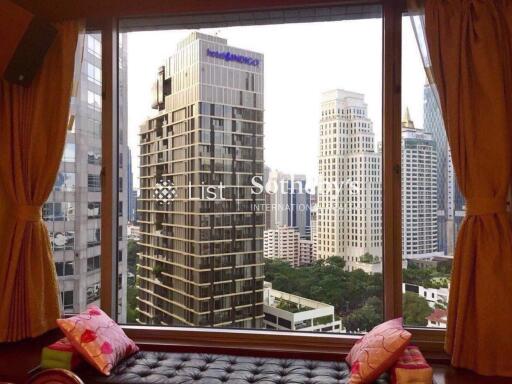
(88, 149, 102, 165)
(87, 62, 102, 85)
(87, 228, 101, 247)
(87, 255, 101, 272)
(88, 174, 101, 192)
(87, 282, 101, 304)
(55, 261, 75, 276)
(62, 143, 75, 162)
(61, 290, 74, 311)
(87, 202, 101, 218)
(87, 34, 101, 58)
(43, 202, 75, 221)
(49, 231, 75, 251)
(53, 172, 75, 192)
(87, 90, 102, 111)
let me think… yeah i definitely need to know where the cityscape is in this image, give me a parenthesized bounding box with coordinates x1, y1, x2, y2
(43, 29, 462, 333)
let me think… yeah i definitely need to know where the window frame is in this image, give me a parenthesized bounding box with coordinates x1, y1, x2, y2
(90, 0, 448, 359)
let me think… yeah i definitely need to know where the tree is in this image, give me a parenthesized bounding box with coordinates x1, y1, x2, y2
(344, 296, 383, 333)
(127, 239, 140, 277)
(126, 286, 138, 323)
(403, 292, 431, 326)
(436, 260, 452, 275)
(403, 266, 436, 288)
(264, 257, 384, 330)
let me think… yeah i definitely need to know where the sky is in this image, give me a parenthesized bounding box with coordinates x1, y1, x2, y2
(125, 17, 425, 189)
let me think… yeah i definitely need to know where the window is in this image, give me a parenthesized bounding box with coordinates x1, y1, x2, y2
(63, 143, 75, 162)
(87, 90, 102, 111)
(87, 282, 101, 304)
(49, 231, 75, 251)
(88, 202, 101, 218)
(55, 261, 75, 276)
(87, 34, 101, 58)
(43, 202, 75, 221)
(53, 172, 75, 192)
(87, 255, 101, 272)
(400, 16, 460, 328)
(88, 149, 102, 165)
(69, 4, 450, 354)
(87, 62, 102, 84)
(87, 227, 101, 247)
(88, 174, 101, 192)
(61, 290, 74, 311)
(120, 10, 384, 332)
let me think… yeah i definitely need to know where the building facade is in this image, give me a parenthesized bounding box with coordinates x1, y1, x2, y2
(316, 90, 382, 271)
(127, 147, 137, 223)
(423, 84, 465, 255)
(137, 33, 265, 328)
(265, 170, 311, 239)
(44, 33, 129, 320)
(299, 238, 315, 266)
(263, 227, 300, 267)
(263, 282, 342, 332)
(401, 110, 438, 259)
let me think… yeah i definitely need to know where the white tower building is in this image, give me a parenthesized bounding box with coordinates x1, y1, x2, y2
(401, 109, 438, 259)
(316, 90, 382, 271)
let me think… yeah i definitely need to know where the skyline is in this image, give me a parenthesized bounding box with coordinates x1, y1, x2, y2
(126, 18, 426, 188)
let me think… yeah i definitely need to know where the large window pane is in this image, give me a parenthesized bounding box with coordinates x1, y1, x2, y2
(401, 17, 463, 328)
(121, 12, 384, 332)
(44, 32, 106, 314)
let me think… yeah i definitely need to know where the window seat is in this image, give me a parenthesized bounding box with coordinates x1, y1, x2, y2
(32, 350, 391, 384)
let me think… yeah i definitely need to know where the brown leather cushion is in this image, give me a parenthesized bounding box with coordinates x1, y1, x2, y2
(76, 351, 390, 383)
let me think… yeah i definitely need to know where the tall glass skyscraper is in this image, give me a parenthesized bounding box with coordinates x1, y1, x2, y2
(137, 33, 264, 328)
(423, 83, 465, 255)
(44, 33, 129, 320)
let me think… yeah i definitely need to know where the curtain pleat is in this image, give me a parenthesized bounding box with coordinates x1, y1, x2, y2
(0, 21, 81, 342)
(425, 0, 512, 376)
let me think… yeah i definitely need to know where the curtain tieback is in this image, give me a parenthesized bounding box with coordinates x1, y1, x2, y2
(16, 205, 42, 222)
(466, 197, 507, 216)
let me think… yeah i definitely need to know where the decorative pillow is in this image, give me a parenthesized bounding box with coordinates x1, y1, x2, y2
(56, 305, 139, 375)
(391, 345, 432, 384)
(346, 318, 411, 384)
(41, 337, 82, 370)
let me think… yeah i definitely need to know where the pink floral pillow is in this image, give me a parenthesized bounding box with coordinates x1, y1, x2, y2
(346, 318, 411, 383)
(56, 305, 139, 375)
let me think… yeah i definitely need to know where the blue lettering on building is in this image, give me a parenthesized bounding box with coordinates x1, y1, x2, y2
(206, 48, 260, 67)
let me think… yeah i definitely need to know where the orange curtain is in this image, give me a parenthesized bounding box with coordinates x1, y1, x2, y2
(0, 21, 80, 342)
(425, 0, 512, 376)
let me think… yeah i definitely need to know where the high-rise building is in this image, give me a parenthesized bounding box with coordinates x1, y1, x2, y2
(299, 238, 315, 266)
(44, 33, 129, 320)
(423, 84, 465, 255)
(137, 32, 264, 328)
(127, 147, 137, 223)
(316, 90, 382, 271)
(265, 170, 311, 238)
(264, 227, 300, 267)
(287, 175, 311, 239)
(401, 109, 438, 259)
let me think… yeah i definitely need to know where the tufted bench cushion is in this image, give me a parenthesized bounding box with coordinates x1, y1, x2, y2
(75, 351, 390, 383)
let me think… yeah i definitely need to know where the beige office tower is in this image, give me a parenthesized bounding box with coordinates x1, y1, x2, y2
(316, 90, 382, 271)
(137, 32, 265, 328)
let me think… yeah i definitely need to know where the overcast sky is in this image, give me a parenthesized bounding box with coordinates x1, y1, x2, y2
(126, 18, 424, 189)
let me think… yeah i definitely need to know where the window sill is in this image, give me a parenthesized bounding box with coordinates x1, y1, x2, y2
(122, 325, 449, 362)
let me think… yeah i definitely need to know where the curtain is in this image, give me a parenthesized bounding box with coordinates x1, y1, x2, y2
(0, 20, 81, 342)
(423, 0, 512, 376)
